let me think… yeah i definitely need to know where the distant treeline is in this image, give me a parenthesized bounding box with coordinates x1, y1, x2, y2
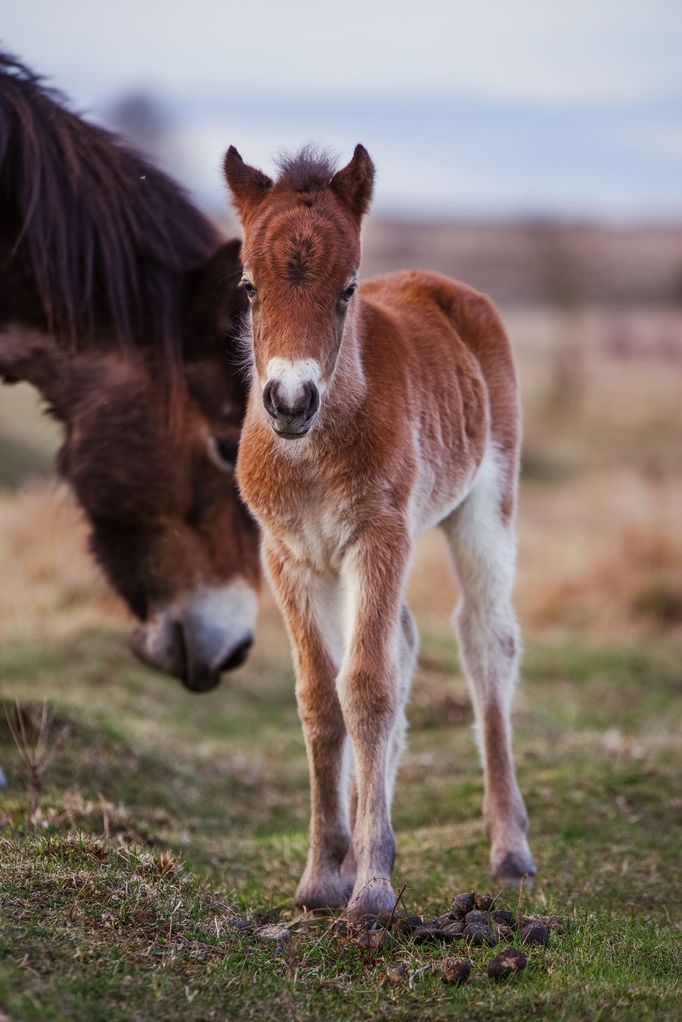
(360, 220, 682, 307)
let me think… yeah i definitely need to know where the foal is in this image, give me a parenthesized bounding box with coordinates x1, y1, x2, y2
(225, 145, 536, 917)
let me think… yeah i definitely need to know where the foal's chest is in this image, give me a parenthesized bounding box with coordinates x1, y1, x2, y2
(279, 496, 353, 572)
(238, 433, 352, 573)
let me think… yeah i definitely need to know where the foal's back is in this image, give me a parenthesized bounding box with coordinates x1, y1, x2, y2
(360, 269, 520, 530)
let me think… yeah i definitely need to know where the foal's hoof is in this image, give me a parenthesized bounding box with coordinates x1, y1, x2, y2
(294, 874, 351, 911)
(491, 849, 537, 888)
(346, 878, 397, 921)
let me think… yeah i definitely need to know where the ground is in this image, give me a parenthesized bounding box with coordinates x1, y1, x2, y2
(0, 303, 680, 1020)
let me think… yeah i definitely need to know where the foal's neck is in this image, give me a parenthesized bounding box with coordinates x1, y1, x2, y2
(325, 302, 367, 420)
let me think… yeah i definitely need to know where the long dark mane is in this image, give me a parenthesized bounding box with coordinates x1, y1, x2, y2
(0, 51, 221, 380)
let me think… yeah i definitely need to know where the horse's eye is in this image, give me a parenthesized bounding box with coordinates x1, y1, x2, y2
(340, 283, 357, 304)
(241, 279, 257, 300)
(207, 435, 239, 471)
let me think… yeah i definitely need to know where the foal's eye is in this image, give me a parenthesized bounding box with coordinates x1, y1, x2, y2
(241, 279, 257, 300)
(207, 435, 239, 471)
(340, 283, 357, 304)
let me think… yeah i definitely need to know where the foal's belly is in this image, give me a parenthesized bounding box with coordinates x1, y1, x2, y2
(409, 461, 475, 536)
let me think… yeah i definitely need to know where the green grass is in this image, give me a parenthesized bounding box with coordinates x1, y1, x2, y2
(0, 629, 680, 1020)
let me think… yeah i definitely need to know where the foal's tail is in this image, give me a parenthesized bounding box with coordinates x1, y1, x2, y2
(0, 51, 219, 404)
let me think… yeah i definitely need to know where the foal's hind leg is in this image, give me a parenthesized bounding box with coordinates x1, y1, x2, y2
(389, 605, 419, 801)
(441, 449, 536, 885)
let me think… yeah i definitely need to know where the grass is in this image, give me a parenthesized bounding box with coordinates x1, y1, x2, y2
(1, 306, 681, 1018)
(0, 626, 680, 1021)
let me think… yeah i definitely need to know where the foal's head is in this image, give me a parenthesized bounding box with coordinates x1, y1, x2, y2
(225, 145, 374, 439)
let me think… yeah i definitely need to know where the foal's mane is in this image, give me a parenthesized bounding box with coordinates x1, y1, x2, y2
(275, 146, 337, 192)
(0, 51, 221, 377)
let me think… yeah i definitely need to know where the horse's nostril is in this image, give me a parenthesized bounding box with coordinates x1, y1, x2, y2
(219, 635, 254, 672)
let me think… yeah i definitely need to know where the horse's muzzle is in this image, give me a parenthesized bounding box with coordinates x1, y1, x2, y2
(176, 626, 254, 692)
(129, 581, 258, 691)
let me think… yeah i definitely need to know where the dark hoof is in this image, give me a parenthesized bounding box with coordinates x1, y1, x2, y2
(347, 878, 397, 921)
(294, 876, 352, 911)
(492, 851, 537, 887)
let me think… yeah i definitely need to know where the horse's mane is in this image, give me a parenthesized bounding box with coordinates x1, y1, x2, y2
(0, 51, 221, 378)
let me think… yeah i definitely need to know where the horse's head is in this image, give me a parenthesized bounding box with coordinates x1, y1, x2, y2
(0, 56, 262, 691)
(224, 145, 374, 441)
(0, 244, 261, 693)
(67, 356, 260, 692)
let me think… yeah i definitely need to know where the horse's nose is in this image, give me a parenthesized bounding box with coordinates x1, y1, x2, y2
(263, 379, 319, 427)
(177, 627, 254, 692)
(217, 635, 254, 672)
(129, 581, 258, 689)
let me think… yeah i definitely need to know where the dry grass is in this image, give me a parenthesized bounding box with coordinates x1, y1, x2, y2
(1, 304, 680, 650)
(0, 482, 120, 644)
(1, 247, 681, 1019)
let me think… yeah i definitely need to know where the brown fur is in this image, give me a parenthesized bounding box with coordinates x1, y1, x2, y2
(0, 53, 260, 688)
(226, 145, 535, 915)
(0, 52, 218, 393)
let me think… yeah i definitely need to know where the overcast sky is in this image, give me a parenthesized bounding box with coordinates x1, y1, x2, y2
(3, 1, 681, 218)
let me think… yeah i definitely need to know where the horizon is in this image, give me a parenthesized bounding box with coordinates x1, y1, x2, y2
(2, 0, 681, 221)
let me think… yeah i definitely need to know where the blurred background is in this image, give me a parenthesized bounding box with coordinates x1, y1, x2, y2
(0, 11, 681, 1006)
(2, 0, 680, 649)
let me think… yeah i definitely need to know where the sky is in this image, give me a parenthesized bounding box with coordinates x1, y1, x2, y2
(2, 0, 681, 219)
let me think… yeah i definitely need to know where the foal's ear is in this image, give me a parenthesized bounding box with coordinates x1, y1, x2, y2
(224, 147, 273, 222)
(330, 144, 375, 222)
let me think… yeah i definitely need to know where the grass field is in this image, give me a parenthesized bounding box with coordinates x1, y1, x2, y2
(1, 303, 681, 1020)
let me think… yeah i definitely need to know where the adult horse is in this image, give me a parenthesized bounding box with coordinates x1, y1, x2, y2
(225, 145, 535, 917)
(0, 53, 259, 691)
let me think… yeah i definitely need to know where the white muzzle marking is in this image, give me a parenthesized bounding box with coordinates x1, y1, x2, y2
(264, 357, 325, 402)
(136, 578, 258, 676)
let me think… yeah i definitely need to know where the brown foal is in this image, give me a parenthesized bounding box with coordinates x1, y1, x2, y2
(225, 144, 535, 917)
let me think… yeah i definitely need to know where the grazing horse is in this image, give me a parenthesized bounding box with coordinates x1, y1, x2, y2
(0, 52, 259, 690)
(224, 144, 536, 916)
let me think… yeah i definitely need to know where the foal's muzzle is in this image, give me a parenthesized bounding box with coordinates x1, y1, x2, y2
(263, 379, 319, 438)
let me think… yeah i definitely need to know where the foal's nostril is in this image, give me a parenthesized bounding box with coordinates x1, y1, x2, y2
(263, 380, 280, 419)
(302, 382, 319, 420)
(263, 379, 319, 424)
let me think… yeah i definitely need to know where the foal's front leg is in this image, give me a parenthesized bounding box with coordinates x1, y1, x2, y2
(264, 540, 351, 909)
(338, 518, 410, 918)
(341, 604, 418, 886)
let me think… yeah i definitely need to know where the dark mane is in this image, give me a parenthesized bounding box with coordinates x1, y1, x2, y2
(0, 51, 221, 379)
(275, 145, 337, 193)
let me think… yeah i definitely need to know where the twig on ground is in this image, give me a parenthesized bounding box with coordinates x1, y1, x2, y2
(3, 699, 67, 826)
(516, 873, 529, 931)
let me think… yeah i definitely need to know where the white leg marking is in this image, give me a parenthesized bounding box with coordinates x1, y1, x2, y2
(441, 443, 535, 885)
